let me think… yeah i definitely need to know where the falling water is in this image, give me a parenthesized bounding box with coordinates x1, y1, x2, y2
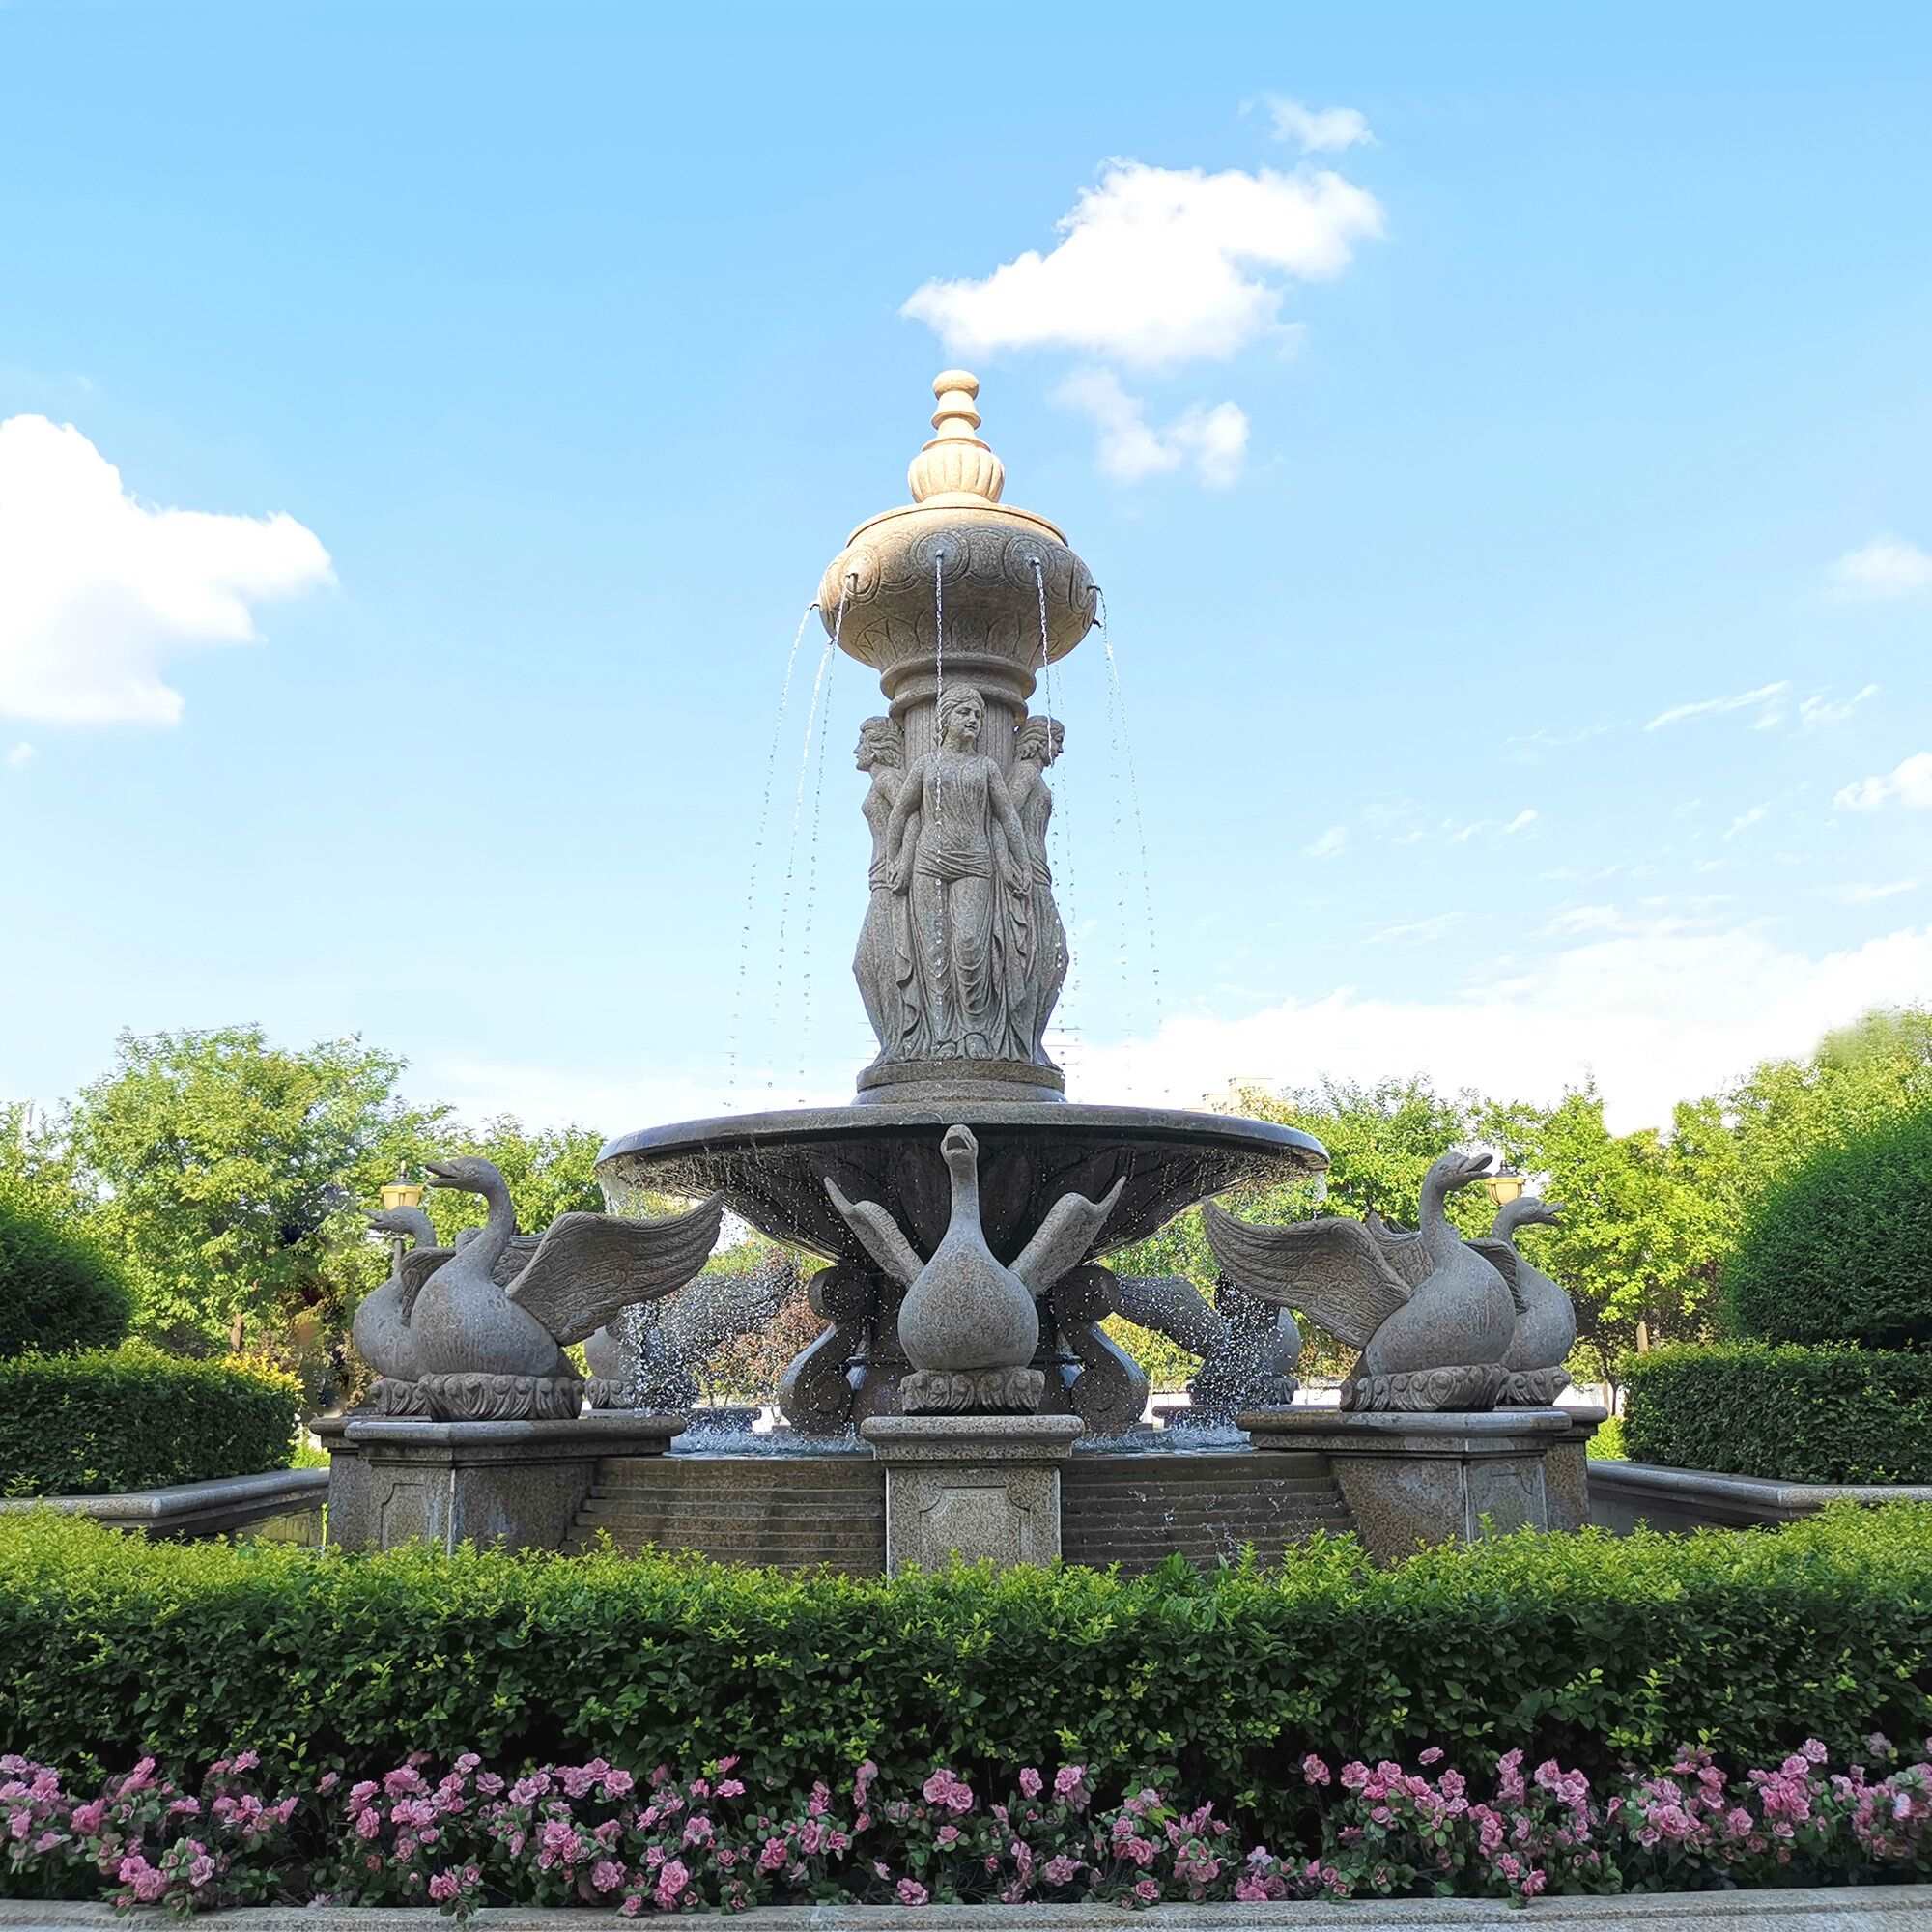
(933, 548, 946, 723)
(1098, 590, 1163, 1030)
(794, 586, 848, 1097)
(725, 604, 817, 1102)
(765, 632, 838, 1094)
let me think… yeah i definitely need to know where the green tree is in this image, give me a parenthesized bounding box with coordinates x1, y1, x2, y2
(67, 1026, 448, 1354)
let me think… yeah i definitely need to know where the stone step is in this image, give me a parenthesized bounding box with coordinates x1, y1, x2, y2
(598, 1457, 879, 1489)
(1065, 1497, 1350, 1524)
(585, 1492, 884, 1518)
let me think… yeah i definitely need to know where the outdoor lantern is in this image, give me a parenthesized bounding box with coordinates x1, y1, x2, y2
(1484, 1171, 1526, 1209)
(380, 1179, 424, 1212)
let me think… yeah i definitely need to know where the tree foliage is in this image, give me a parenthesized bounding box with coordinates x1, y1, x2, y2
(0, 1183, 132, 1359)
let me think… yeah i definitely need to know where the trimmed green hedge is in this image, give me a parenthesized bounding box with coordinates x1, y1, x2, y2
(0, 1190, 131, 1360)
(2, 1505, 1928, 1846)
(1623, 1341, 1932, 1484)
(1725, 1103, 1932, 1350)
(0, 1348, 300, 1497)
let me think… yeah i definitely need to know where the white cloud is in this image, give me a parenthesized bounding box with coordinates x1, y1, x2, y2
(0, 415, 332, 725)
(1724, 804, 1769, 839)
(1543, 903, 1623, 937)
(1263, 98, 1375, 154)
(1644, 680, 1790, 732)
(1505, 723, 1613, 761)
(1831, 535, 1932, 599)
(902, 159, 1383, 369)
(1054, 370, 1248, 487)
(1799, 683, 1879, 729)
(1502, 808, 1538, 835)
(4, 742, 31, 769)
(1836, 880, 1918, 905)
(1303, 823, 1348, 860)
(1368, 912, 1459, 945)
(1835, 752, 1932, 811)
(1075, 921, 1932, 1134)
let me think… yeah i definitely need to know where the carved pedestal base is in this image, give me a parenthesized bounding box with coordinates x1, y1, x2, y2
(584, 1378, 632, 1410)
(861, 1413, 1083, 1574)
(899, 1366, 1044, 1414)
(418, 1373, 585, 1423)
(372, 1377, 431, 1418)
(1342, 1363, 1507, 1414)
(1241, 1406, 1571, 1564)
(1499, 1366, 1573, 1407)
(336, 1412, 686, 1553)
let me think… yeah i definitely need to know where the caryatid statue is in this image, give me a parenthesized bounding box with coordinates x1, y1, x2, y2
(821, 371, 1098, 1104)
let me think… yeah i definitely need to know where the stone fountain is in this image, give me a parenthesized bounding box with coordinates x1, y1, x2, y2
(328, 371, 1597, 1570)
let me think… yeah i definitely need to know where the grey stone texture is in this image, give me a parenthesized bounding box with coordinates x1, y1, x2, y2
(406, 1155, 721, 1421)
(1244, 1407, 1571, 1563)
(1540, 1406, 1605, 1532)
(1587, 1457, 1932, 1535)
(11, 1883, 1932, 1928)
(334, 1413, 684, 1553)
(863, 1411, 1083, 1572)
(1492, 1195, 1578, 1401)
(0, 1466, 327, 1542)
(1206, 1152, 1522, 1413)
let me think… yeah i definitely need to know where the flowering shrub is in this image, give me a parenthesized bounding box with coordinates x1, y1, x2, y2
(5, 1743, 1932, 1918)
(8, 1504, 1932, 1828)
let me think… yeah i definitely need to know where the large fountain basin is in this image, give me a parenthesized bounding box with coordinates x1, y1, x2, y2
(597, 1101, 1326, 1267)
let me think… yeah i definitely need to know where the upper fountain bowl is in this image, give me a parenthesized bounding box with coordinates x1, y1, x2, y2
(599, 1100, 1327, 1270)
(818, 373, 1097, 758)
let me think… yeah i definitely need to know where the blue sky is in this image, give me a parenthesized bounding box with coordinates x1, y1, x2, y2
(2, 2, 1928, 1136)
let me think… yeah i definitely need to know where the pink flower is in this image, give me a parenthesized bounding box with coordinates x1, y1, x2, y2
(1133, 1878, 1160, 1902)
(1301, 1754, 1331, 1787)
(428, 1871, 459, 1902)
(896, 1878, 928, 1905)
(1339, 1761, 1369, 1792)
(1018, 1767, 1042, 1798)
(659, 1858, 691, 1896)
(1419, 1747, 1444, 1766)
(1235, 1876, 1270, 1902)
(592, 1858, 627, 1893)
(1053, 1765, 1087, 1798)
(717, 1778, 745, 1799)
(1042, 1855, 1079, 1887)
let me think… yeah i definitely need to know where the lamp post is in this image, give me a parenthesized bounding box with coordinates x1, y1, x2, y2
(1484, 1171, 1525, 1212)
(379, 1169, 425, 1277)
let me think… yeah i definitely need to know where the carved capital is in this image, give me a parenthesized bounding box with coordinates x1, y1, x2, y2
(418, 1372, 585, 1423)
(899, 1366, 1045, 1415)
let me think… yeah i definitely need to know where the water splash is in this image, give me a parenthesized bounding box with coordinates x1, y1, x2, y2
(1098, 589, 1163, 1035)
(795, 587, 848, 1097)
(1030, 556, 1078, 1050)
(725, 604, 817, 1101)
(765, 632, 838, 1094)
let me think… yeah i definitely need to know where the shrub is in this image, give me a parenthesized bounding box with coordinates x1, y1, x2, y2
(1623, 1342, 1932, 1484)
(1725, 1103, 1932, 1350)
(1, 1504, 1929, 1846)
(1584, 1415, 1626, 1461)
(0, 1348, 300, 1497)
(0, 1189, 131, 1360)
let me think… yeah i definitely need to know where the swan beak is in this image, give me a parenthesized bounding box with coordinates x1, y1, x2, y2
(422, 1159, 458, 1189)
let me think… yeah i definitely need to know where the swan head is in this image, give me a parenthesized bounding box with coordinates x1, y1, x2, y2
(367, 1207, 426, 1238)
(940, 1123, 980, 1181)
(1428, 1149, 1494, 1195)
(1510, 1196, 1564, 1230)
(423, 1154, 505, 1199)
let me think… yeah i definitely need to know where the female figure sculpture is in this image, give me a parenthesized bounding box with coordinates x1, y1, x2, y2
(1007, 714, 1068, 1062)
(852, 717, 915, 1058)
(879, 684, 1034, 1063)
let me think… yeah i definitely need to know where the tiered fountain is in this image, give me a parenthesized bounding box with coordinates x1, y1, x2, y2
(329, 372, 1596, 1571)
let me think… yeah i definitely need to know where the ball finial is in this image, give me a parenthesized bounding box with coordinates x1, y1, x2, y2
(909, 370, 1004, 505)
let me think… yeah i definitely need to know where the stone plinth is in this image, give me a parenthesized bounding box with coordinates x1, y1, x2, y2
(1538, 1405, 1605, 1533)
(315, 1411, 371, 1550)
(1241, 1406, 1571, 1564)
(861, 1413, 1082, 1573)
(337, 1412, 685, 1554)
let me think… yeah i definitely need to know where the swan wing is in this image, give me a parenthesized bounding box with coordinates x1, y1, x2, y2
(1011, 1175, 1127, 1296)
(397, 1248, 453, 1323)
(1202, 1205, 1409, 1348)
(823, 1178, 924, 1288)
(505, 1196, 725, 1346)
(1110, 1273, 1230, 1356)
(489, 1233, 543, 1289)
(1466, 1237, 1527, 1315)
(1365, 1224, 1435, 1293)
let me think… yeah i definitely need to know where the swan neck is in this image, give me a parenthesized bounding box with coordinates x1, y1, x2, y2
(1420, 1174, 1461, 1267)
(948, 1154, 981, 1234)
(470, 1176, 517, 1274)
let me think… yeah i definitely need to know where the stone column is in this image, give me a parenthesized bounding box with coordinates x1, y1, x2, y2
(344, 1412, 685, 1554)
(314, 1410, 373, 1551)
(861, 1413, 1082, 1572)
(1540, 1404, 1605, 1533)
(1240, 1407, 1572, 1565)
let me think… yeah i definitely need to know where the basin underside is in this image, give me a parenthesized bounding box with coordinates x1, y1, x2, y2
(597, 1102, 1325, 1266)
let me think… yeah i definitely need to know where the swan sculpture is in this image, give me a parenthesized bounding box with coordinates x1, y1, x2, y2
(411, 1155, 725, 1421)
(1202, 1150, 1523, 1412)
(825, 1122, 1123, 1413)
(355, 1205, 439, 1414)
(1492, 1195, 1577, 1405)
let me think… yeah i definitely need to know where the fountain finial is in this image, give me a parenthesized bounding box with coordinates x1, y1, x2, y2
(908, 370, 1005, 506)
